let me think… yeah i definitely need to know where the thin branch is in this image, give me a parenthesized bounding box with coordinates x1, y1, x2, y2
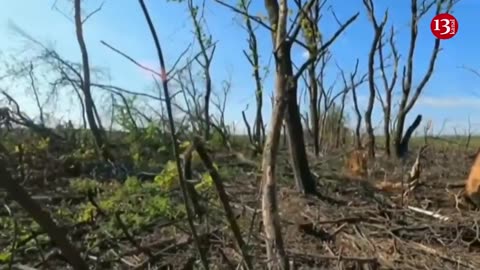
(294, 12, 359, 80)
(100, 40, 161, 77)
(82, 1, 105, 24)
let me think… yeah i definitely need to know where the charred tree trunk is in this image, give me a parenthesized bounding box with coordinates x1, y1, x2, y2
(275, 41, 316, 194)
(364, 109, 375, 157)
(308, 65, 320, 156)
(384, 113, 391, 156)
(301, 1, 321, 157)
(350, 72, 362, 149)
(395, 114, 422, 158)
(335, 89, 348, 148)
(203, 70, 212, 140)
(285, 82, 317, 194)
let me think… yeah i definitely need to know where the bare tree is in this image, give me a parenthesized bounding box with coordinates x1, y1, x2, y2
(317, 70, 345, 150)
(363, 0, 401, 157)
(393, 0, 457, 158)
(216, 0, 357, 195)
(239, 0, 266, 154)
(187, 0, 216, 140)
(215, 0, 359, 267)
(211, 77, 234, 148)
(315, 58, 368, 151)
(27, 62, 45, 125)
(175, 62, 205, 133)
(339, 59, 364, 149)
(281, 1, 358, 194)
(362, 0, 387, 158)
(377, 27, 399, 157)
(73, 0, 113, 161)
(335, 78, 350, 148)
(301, 0, 323, 156)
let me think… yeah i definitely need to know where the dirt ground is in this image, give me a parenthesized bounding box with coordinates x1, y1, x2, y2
(1, 143, 480, 270)
(220, 144, 480, 269)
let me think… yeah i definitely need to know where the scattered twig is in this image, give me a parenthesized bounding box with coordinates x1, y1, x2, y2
(407, 206, 450, 222)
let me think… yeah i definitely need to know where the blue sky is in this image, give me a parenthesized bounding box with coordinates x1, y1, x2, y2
(0, 0, 479, 135)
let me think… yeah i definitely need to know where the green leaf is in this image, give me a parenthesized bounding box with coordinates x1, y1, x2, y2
(0, 251, 11, 263)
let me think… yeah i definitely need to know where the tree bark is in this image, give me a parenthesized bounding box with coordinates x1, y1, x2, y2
(261, 0, 290, 268)
(285, 79, 316, 194)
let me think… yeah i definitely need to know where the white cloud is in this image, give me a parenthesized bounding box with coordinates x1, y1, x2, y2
(301, 50, 309, 59)
(417, 96, 480, 108)
(355, 95, 480, 109)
